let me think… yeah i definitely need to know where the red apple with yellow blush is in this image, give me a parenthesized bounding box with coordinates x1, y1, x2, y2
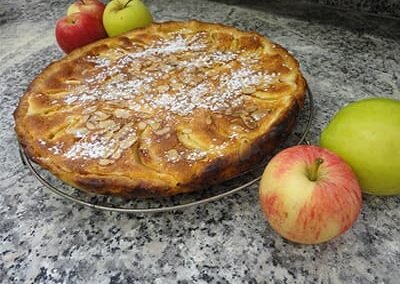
(67, 0, 105, 20)
(259, 145, 362, 244)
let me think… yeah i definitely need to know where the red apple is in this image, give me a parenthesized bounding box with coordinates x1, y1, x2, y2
(55, 13, 107, 54)
(259, 145, 362, 244)
(67, 0, 105, 20)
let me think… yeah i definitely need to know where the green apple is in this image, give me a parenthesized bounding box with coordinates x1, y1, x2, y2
(320, 98, 400, 195)
(103, 0, 153, 37)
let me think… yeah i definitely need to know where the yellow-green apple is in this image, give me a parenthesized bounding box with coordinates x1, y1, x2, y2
(67, 0, 106, 20)
(259, 145, 362, 244)
(55, 13, 107, 54)
(103, 0, 153, 37)
(320, 98, 400, 195)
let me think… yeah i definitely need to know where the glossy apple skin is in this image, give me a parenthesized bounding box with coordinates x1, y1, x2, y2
(55, 13, 107, 54)
(320, 98, 400, 195)
(259, 145, 362, 244)
(103, 0, 153, 37)
(67, 0, 106, 20)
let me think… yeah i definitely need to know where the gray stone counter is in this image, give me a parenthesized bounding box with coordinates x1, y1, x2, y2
(1, 0, 399, 283)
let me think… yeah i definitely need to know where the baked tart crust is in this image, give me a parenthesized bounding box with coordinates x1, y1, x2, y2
(14, 20, 306, 197)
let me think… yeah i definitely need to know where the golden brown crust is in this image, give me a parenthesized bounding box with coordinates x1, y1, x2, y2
(14, 20, 306, 198)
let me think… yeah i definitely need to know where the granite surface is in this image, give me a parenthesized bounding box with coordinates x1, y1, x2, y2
(215, 0, 400, 18)
(303, 0, 400, 18)
(1, 0, 400, 283)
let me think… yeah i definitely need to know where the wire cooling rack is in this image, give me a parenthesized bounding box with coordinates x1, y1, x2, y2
(19, 88, 313, 213)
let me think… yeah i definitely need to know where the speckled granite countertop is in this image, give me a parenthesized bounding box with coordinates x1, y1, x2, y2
(1, 0, 400, 283)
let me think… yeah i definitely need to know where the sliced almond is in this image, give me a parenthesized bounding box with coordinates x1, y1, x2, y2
(246, 105, 258, 113)
(65, 79, 81, 85)
(151, 56, 162, 63)
(116, 100, 130, 108)
(130, 62, 142, 72)
(103, 130, 115, 141)
(142, 61, 152, 68)
(82, 106, 97, 115)
(98, 159, 114, 166)
(97, 119, 116, 129)
(102, 144, 118, 158)
(149, 121, 160, 130)
(161, 73, 170, 80)
(251, 110, 268, 121)
(240, 115, 257, 129)
(232, 109, 248, 117)
(93, 111, 111, 121)
(146, 64, 159, 72)
(137, 121, 147, 130)
(181, 128, 192, 134)
(167, 149, 178, 155)
(108, 123, 121, 133)
(138, 85, 147, 93)
(66, 127, 89, 137)
(66, 127, 77, 134)
(182, 76, 192, 85)
(232, 120, 244, 128)
(230, 124, 244, 132)
(120, 134, 137, 149)
(191, 76, 203, 85)
(86, 121, 96, 130)
(114, 123, 134, 140)
(157, 85, 170, 93)
(225, 109, 233, 115)
(241, 86, 256, 94)
(111, 150, 122, 160)
(167, 55, 179, 66)
(154, 127, 170, 136)
(205, 117, 213, 125)
(188, 80, 198, 87)
(114, 109, 130, 119)
(80, 115, 90, 123)
(207, 69, 218, 77)
(186, 150, 207, 161)
(166, 149, 180, 162)
(75, 128, 89, 137)
(171, 82, 184, 90)
(123, 93, 133, 100)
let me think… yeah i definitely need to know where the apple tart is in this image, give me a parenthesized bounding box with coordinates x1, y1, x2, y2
(14, 20, 306, 197)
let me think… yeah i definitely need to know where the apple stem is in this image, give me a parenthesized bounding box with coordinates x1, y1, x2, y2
(307, 158, 324, 182)
(124, 0, 135, 8)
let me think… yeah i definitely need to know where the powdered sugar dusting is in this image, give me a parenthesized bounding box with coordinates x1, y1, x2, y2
(64, 135, 116, 160)
(45, 30, 281, 163)
(127, 34, 207, 59)
(61, 32, 276, 115)
(145, 67, 276, 115)
(186, 150, 208, 161)
(48, 143, 64, 155)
